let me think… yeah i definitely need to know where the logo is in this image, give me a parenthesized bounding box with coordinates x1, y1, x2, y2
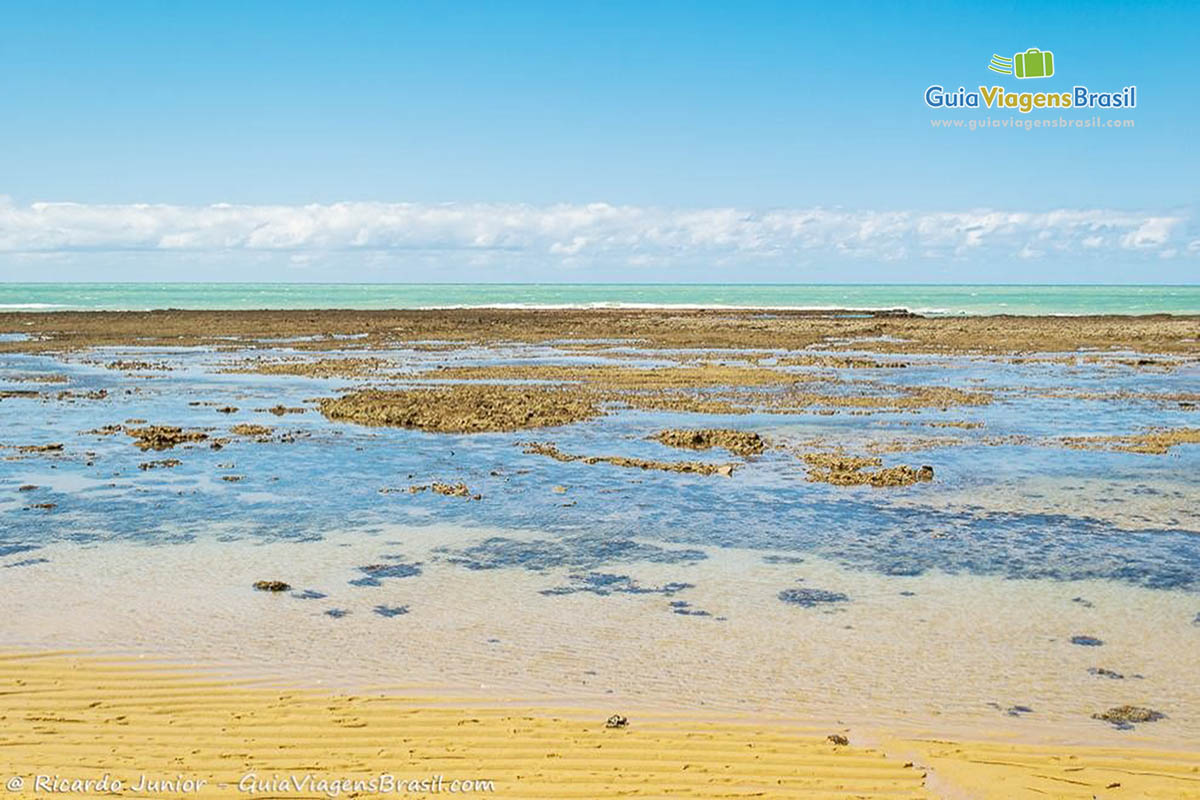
(989, 48, 1055, 79)
(923, 47, 1135, 114)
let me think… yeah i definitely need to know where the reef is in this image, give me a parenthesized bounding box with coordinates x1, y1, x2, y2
(523, 442, 736, 476)
(1092, 705, 1165, 726)
(406, 482, 480, 500)
(225, 356, 392, 378)
(1060, 427, 1200, 455)
(801, 453, 934, 487)
(230, 423, 273, 438)
(651, 428, 765, 457)
(320, 385, 602, 433)
(125, 425, 208, 451)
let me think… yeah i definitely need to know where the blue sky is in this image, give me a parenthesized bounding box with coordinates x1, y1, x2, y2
(1, 0, 1196, 282)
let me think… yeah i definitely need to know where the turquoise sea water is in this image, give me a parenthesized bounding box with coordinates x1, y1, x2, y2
(0, 283, 1197, 315)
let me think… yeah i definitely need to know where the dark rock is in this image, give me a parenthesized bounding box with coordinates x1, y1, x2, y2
(1069, 635, 1104, 647)
(1088, 667, 1124, 679)
(669, 600, 712, 617)
(826, 734, 849, 746)
(1092, 705, 1165, 727)
(324, 608, 349, 618)
(605, 714, 628, 729)
(139, 459, 181, 470)
(373, 604, 410, 618)
(253, 580, 291, 592)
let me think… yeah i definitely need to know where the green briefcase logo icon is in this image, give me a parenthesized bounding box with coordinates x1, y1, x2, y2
(988, 48, 1055, 78)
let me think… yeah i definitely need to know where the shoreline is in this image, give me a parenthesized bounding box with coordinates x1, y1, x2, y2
(4, 530, 1196, 748)
(3, 650, 1198, 800)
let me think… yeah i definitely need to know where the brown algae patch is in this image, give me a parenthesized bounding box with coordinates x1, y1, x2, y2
(1060, 427, 1200, 455)
(801, 452, 934, 487)
(652, 428, 766, 458)
(15, 443, 64, 454)
(264, 405, 307, 415)
(524, 442, 736, 476)
(1092, 705, 1166, 726)
(319, 385, 603, 433)
(125, 425, 209, 451)
(405, 482, 480, 500)
(231, 424, 274, 438)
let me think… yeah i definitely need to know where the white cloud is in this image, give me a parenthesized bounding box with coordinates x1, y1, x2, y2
(0, 199, 1191, 266)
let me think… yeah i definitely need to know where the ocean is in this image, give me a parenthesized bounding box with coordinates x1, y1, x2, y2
(0, 283, 1197, 315)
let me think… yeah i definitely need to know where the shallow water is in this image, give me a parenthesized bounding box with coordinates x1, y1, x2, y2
(1, 340, 1198, 743)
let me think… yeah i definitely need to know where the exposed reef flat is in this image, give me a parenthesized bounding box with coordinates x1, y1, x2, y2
(801, 453, 935, 487)
(1060, 427, 1200, 455)
(2, 308, 1197, 354)
(319, 385, 603, 433)
(522, 441, 737, 476)
(651, 428, 766, 457)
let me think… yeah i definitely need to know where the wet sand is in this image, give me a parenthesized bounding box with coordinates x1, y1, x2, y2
(3, 531, 1197, 743)
(3, 651, 1199, 799)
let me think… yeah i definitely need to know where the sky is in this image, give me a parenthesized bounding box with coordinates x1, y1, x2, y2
(1, 0, 1197, 283)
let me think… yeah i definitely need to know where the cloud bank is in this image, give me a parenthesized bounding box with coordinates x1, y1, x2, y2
(1, 199, 1195, 283)
(0, 199, 1192, 261)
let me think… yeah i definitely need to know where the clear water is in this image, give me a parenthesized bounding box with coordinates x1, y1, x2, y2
(2, 344, 1198, 589)
(2, 339, 1198, 740)
(1, 282, 1198, 315)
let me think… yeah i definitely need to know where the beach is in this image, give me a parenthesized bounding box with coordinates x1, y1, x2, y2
(2, 308, 1198, 798)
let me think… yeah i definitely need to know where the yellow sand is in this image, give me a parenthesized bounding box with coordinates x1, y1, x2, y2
(2, 652, 1197, 799)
